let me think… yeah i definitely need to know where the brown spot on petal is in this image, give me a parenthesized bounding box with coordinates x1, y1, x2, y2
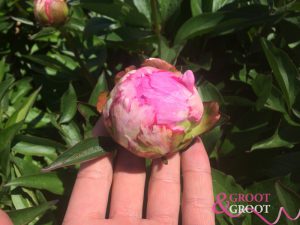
(114, 65, 136, 84)
(142, 58, 180, 74)
(198, 101, 221, 134)
(97, 91, 109, 113)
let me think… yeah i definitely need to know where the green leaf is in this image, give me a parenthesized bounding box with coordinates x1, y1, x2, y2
(15, 135, 65, 150)
(0, 57, 6, 83)
(0, 122, 23, 177)
(251, 129, 294, 151)
(12, 156, 41, 176)
(0, 76, 14, 103)
(10, 16, 34, 26)
(59, 83, 77, 124)
(60, 122, 82, 147)
(0, 58, 5, 82)
(261, 38, 299, 110)
(12, 142, 57, 160)
(6, 87, 41, 128)
(174, 5, 279, 44)
(89, 73, 108, 105)
(133, 0, 151, 23)
(157, 0, 182, 23)
(78, 102, 99, 138)
(198, 80, 224, 103)
(190, 0, 202, 16)
(29, 27, 57, 40)
(23, 55, 75, 77)
(275, 182, 300, 225)
(266, 86, 287, 113)
(8, 201, 57, 225)
(252, 74, 272, 110)
(212, 169, 248, 224)
(43, 137, 114, 171)
(158, 37, 178, 63)
(51, 115, 82, 147)
(212, 0, 234, 12)
(5, 173, 64, 195)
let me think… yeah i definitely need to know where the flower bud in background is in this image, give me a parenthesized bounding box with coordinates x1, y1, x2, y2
(101, 58, 220, 159)
(34, 0, 68, 26)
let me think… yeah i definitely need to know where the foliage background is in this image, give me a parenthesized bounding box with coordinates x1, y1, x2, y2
(0, 0, 300, 224)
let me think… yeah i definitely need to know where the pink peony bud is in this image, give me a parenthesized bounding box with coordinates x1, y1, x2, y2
(102, 58, 214, 159)
(34, 0, 68, 26)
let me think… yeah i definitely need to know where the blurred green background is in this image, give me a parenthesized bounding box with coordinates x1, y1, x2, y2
(0, 0, 300, 224)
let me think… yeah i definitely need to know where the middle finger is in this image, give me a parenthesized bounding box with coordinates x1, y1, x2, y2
(109, 149, 146, 219)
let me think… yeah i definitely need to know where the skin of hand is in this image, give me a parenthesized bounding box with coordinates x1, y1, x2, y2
(0, 209, 13, 225)
(0, 117, 215, 225)
(63, 118, 215, 225)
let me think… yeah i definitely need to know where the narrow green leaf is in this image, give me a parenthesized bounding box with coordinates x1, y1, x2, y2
(252, 74, 272, 110)
(29, 27, 57, 40)
(0, 58, 5, 82)
(8, 201, 57, 225)
(89, 73, 108, 105)
(23, 55, 75, 77)
(212, 169, 247, 224)
(0, 122, 23, 176)
(12, 156, 41, 176)
(190, 0, 202, 16)
(174, 5, 279, 44)
(133, 0, 151, 23)
(198, 80, 224, 103)
(43, 137, 114, 171)
(266, 86, 287, 113)
(15, 135, 65, 150)
(59, 83, 77, 124)
(60, 122, 82, 147)
(251, 129, 294, 151)
(5, 173, 64, 195)
(6, 87, 41, 128)
(0, 76, 14, 103)
(157, 0, 182, 23)
(12, 142, 57, 160)
(261, 38, 299, 110)
(275, 182, 300, 225)
(10, 16, 34, 26)
(212, 0, 234, 12)
(78, 102, 98, 137)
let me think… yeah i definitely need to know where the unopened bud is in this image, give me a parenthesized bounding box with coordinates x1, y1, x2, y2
(34, 0, 68, 26)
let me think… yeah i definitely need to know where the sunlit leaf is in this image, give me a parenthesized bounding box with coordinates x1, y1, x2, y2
(5, 173, 64, 195)
(89, 73, 108, 105)
(8, 201, 57, 225)
(43, 137, 114, 171)
(6, 87, 41, 128)
(59, 83, 77, 124)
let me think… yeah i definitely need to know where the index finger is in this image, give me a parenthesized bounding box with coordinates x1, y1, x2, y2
(63, 118, 113, 224)
(181, 138, 215, 225)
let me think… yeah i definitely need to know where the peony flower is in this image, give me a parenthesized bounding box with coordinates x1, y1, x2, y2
(34, 0, 68, 26)
(102, 58, 220, 159)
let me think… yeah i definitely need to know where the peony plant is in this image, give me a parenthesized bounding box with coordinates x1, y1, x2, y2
(34, 0, 68, 26)
(99, 58, 220, 159)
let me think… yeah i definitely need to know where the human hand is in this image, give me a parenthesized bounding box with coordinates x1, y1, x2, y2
(63, 118, 215, 225)
(0, 209, 13, 225)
